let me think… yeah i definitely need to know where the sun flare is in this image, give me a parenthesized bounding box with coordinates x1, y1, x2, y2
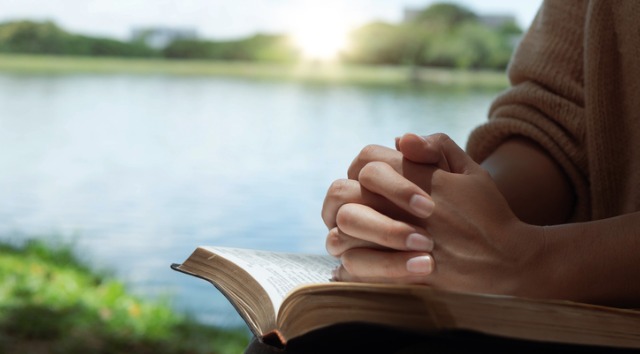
(290, 6, 354, 61)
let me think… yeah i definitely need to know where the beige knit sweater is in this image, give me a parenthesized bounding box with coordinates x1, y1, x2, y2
(467, 0, 640, 222)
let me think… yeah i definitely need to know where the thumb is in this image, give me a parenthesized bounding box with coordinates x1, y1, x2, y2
(398, 133, 478, 174)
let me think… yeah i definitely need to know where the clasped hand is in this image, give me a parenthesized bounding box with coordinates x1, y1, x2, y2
(322, 133, 544, 296)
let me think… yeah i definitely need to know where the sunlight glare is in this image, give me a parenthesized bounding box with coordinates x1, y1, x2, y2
(290, 5, 353, 61)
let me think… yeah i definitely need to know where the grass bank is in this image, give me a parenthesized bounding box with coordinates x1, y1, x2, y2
(0, 239, 249, 354)
(0, 54, 508, 89)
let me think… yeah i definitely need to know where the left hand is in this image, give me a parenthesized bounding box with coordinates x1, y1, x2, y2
(322, 143, 438, 264)
(331, 133, 545, 296)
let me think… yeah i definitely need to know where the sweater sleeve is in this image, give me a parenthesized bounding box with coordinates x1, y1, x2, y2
(466, 0, 590, 220)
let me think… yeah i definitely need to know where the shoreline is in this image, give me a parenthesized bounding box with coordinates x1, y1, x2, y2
(0, 239, 249, 353)
(0, 54, 508, 89)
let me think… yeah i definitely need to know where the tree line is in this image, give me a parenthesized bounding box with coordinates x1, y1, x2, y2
(0, 3, 522, 70)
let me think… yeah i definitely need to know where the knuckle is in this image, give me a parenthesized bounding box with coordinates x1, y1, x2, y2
(325, 228, 343, 257)
(378, 255, 397, 277)
(326, 179, 350, 201)
(394, 182, 418, 201)
(322, 179, 352, 228)
(380, 222, 404, 248)
(349, 145, 380, 178)
(340, 252, 355, 273)
(477, 167, 492, 179)
(432, 133, 451, 143)
(349, 145, 395, 180)
(335, 203, 357, 230)
(427, 133, 452, 150)
(431, 169, 446, 186)
(358, 161, 385, 183)
(359, 144, 382, 160)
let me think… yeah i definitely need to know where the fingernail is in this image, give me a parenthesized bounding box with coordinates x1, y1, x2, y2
(409, 194, 434, 218)
(406, 233, 434, 252)
(331, 266, 340, 281)
(406, 255, 433, 274)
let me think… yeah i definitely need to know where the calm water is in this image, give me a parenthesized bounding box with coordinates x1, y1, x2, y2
(0, 73, 499, 326)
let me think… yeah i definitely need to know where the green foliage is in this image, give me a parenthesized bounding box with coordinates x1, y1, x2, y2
(248, 35, 299, 62)
(0, 1, 523, 70)
(342, 22, 434, 66)
(0, 239, 249, 354)
(164, 34, 298, 62)
(344, 2, 520, 70)
(0, 20, 68, 54)
(498, 20, 524, 36)
(67, 35, 159, 57)
(0, 20, 158, 57)
(421, 22, 513, 69)
(410, 3, 478, 28)
(343, 22, 409, 65)
(161, 39, 212, 59)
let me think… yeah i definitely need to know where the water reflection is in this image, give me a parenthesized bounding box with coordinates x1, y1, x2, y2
(0, 73, 499, 325)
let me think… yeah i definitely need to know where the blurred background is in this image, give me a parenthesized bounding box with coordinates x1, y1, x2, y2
(0, 0, 541, 352)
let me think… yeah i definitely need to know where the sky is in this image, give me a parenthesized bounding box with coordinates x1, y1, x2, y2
(0, 0, 543, 40)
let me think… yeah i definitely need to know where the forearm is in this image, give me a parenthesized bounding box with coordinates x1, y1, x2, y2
(481, 137, 575, 225)
(525, 213, 640, 307)
(482, 138, 640, 306)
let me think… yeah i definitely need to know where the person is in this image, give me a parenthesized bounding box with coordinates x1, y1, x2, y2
(246, 0, 640, 352)
(323, 0, 640, 308)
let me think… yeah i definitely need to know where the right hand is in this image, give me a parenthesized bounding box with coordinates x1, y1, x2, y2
(324, 134, 543, 296)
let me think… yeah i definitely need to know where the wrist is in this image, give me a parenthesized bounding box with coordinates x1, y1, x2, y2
(505, 221, 550, 299)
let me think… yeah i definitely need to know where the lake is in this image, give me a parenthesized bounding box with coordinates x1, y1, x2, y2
(0, 72, 500, 326)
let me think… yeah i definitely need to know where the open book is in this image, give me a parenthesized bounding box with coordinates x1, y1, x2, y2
(172, 246, 640, 349)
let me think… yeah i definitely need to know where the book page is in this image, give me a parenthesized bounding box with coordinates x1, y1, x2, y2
(204, 247, 339, 313)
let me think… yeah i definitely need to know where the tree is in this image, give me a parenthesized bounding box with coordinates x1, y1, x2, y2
(0, 21, 68, 54)
(0, 20, 157, 57)
(163, 35, 297, 62)
(410, 3, 478, 29)
(343, 22, 414, 65)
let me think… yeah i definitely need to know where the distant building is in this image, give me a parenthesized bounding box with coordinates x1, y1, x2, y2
(131, 27, 198, 49)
